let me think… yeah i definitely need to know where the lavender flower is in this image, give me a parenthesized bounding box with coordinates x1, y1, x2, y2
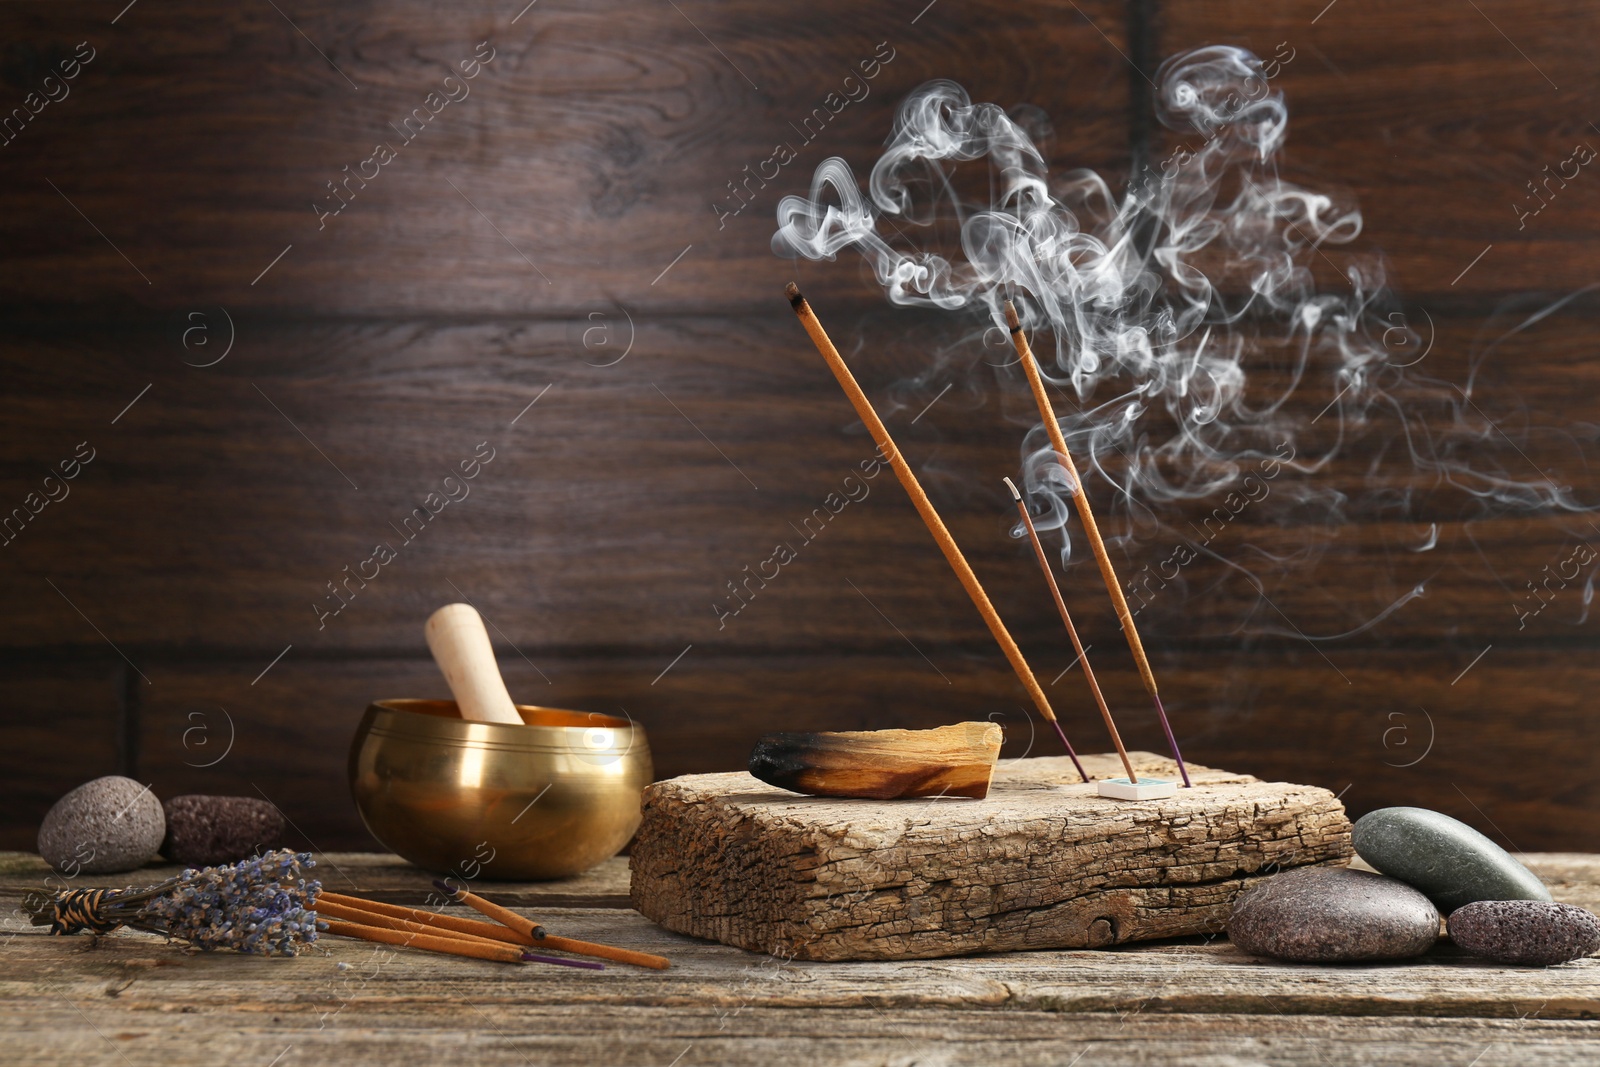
(29, 848, 322, 957)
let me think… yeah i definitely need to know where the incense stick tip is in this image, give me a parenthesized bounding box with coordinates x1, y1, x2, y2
(784, 281, 804, 308)
(1002, 476, 1022, 502)
(1003, 301, 1021, 332)
(431, 879, 461, 898)
(524, 952, 605, 970)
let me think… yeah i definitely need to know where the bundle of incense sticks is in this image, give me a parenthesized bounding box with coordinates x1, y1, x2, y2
(316, 888, 671, 971)
(430, 881, 673, 970)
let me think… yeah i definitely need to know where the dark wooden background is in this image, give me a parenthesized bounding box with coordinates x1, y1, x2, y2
(2, 0, 1597, 853)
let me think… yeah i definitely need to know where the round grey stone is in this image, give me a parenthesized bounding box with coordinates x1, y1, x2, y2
(37, 776, 165, 874)
(1353, 806, 1551, 912)
(1448, 900, 1600, 966)
(161, 795, 285, 866)
(1228, 866, 1441, 962)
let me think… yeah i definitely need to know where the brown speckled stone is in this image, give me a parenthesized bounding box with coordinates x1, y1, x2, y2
(1448, 900, 1600, 966)
(37, 776, 165, 874)
(160, 795, 285, 866)
(1228, 866, 1441, 962)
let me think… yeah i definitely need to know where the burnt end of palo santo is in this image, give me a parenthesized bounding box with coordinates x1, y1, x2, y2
(748, 721, 1003, 800)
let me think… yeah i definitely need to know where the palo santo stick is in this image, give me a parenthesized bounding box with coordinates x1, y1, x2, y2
(749, 721, 1003, 799)
(433, 881, 672, 970)
(1004, 477, 1137, 783)
(786, 282, 1089, 783)
(318, 891, 530, 946)
(1004, 301, 1192, 787)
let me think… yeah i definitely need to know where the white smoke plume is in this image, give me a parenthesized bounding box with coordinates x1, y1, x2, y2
(773, 46, 1595, 639)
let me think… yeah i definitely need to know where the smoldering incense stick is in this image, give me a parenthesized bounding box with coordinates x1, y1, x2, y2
(1004, 477, 1138, 784)
(1004, 300, 1193, 788)
(786, 282, 1089, 783)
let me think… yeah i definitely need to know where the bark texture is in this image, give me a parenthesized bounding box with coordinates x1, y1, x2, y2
(631, 752, 1353, 960)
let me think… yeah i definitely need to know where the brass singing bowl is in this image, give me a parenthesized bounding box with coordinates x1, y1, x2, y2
(349, 699, 652, 880)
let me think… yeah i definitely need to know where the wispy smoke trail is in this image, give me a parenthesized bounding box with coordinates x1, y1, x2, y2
(773, 46, 1595, 639)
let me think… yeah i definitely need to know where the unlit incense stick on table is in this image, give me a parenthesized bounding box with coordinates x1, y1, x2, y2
(1003, 300, 1192, 788)
(786, 282, 1089, 782)
(434, 881, 673, 970)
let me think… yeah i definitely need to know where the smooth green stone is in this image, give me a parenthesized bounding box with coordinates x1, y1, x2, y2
(1352, 806, 1551, 912)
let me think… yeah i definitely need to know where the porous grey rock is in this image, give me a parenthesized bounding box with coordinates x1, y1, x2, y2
(161, 795, 285, 866)
(1227, 866, 1441, 962)
(37, 776, 165, 874)
(1448, 900, 1600, 966)
(1353, 806, 1552, 911)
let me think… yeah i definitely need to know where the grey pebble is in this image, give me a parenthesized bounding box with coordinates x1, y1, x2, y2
(1353, 806, 1551, 912)
(1228, 866, 1441, 962)
(1448, 900, 1600, 966)
(37, 776, 165, 874)
(161, 795, 286, 866)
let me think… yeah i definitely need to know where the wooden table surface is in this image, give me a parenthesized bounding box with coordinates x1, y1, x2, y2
(3, 851, 1597, 1066)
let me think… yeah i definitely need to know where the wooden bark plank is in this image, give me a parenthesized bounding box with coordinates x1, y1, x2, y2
(630, 753, 1353, 960)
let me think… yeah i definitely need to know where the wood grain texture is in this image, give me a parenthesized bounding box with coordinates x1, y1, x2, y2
(0, 0, 1129, 317)
(632, 753, 1352, 960)
(0, 850, 634, 908)
(2, 0, 1600, 861)
(1, 1006, 1596, 1067)
(1, 309, 1596, 652)
(0, 662, 123, 850)
(0, 852, 1597, 1066)
(1153, 0, 1600, 297)
(109, 641, 1600, 852)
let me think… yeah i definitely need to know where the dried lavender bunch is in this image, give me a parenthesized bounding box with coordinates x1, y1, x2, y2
(26, 848, 322, 957)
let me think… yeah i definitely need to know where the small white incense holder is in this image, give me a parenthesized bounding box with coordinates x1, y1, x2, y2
(1097, 777, 1177, 801)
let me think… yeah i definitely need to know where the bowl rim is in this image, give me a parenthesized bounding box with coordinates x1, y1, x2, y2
(367, 698, 640, 732)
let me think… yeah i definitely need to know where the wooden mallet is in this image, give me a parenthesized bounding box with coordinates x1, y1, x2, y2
(425, 603, 526, 725)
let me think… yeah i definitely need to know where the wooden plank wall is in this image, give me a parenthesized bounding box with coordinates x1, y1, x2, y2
(0, 0, 1595, 852)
